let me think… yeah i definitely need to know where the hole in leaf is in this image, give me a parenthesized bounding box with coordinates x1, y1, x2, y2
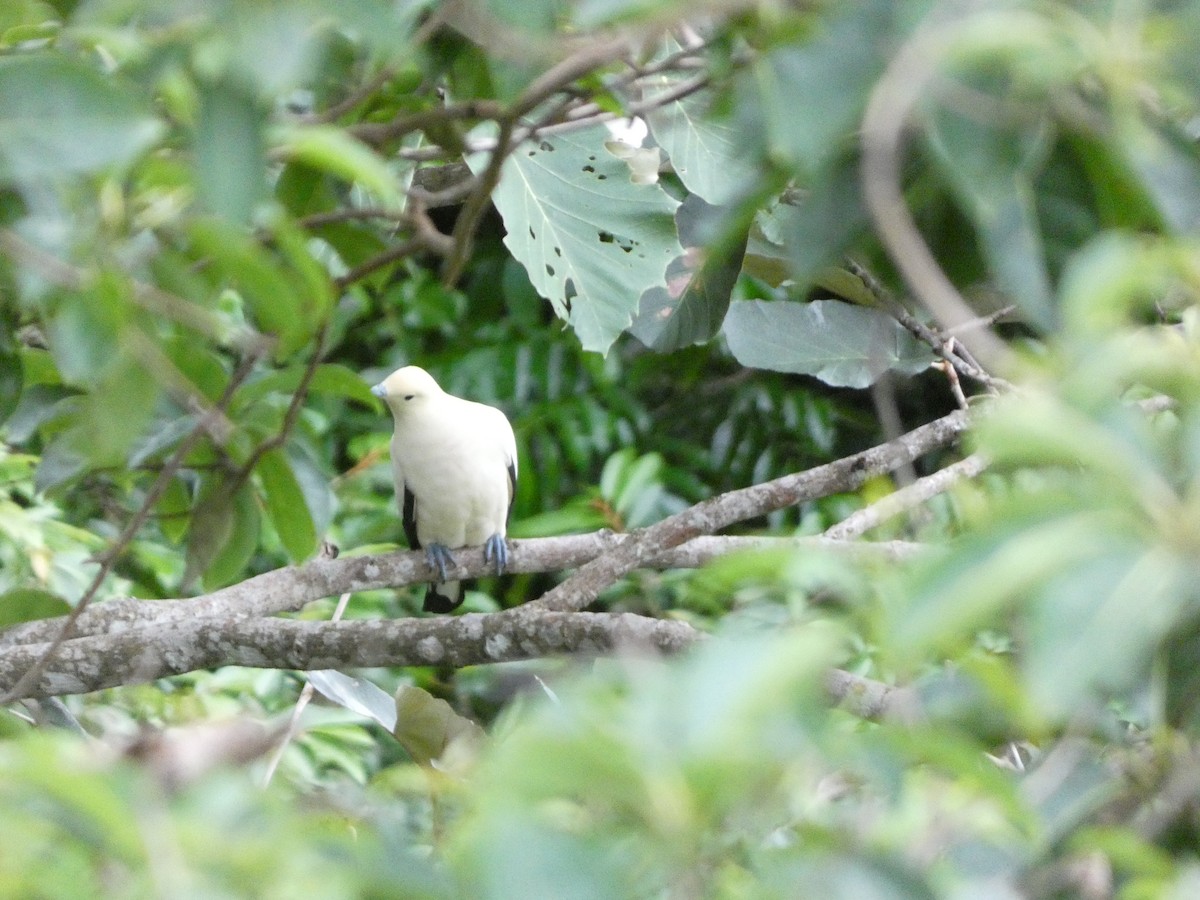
(539, 140, 553, 151)
(564, 278, 577, 313)
(554, 246, 562, 257)
(582, 165, 595, 173)
(529, 227, 536, 239)
(598, 231, 614, 243)
(546, 264, 555, 277)
(597, 174, 607, 180)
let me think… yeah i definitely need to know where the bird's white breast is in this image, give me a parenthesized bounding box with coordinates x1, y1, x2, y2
(390, 396, 514, 549)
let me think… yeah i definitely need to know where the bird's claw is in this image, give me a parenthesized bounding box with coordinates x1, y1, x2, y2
(425, 543, 455, 582)
(483, 533, 508, 576)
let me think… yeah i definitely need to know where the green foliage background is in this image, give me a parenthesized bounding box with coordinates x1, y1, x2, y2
(2, 0, 1200, 895)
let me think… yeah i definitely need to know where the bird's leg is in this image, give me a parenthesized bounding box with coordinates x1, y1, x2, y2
(483, 533, 509, 576)
(425, 543, 456, 582)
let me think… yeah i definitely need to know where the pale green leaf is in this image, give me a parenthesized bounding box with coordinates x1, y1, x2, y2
(272, 124, 403, 211)
(723, 299, 933, 388)
(475, 125, 683, 354)
(0, 53, 162, 181)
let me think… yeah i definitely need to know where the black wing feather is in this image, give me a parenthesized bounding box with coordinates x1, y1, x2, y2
(402, 484, 420, 550)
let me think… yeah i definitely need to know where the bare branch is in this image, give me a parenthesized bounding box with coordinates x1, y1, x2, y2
(528, 409, 971, 613)
(0, 611, 702, 701)
(823, 453, 988, 540)
(0, 534, 925, 648)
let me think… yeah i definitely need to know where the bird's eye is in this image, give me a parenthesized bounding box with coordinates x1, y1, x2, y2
(404, 394, 414, 400)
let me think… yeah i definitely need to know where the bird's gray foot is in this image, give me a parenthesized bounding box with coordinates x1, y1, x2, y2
(425, 543, 456, 582)
(483, 533, 508, 576)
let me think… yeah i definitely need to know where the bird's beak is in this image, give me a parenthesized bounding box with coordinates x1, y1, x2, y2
(370, 383, 387, 399)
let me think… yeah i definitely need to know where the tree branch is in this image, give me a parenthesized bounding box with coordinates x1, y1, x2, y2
(0, 534, 925, 648)
(526, 409, 970, 613)
(823, 452, 988, 540)
(0, 348, 267, 705)
(0, 612, 701, 701)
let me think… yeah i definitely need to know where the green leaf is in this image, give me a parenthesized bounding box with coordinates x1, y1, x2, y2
(188, 219, 308, 355)
(0, 312, 21, 426)
(926, 107, 1055, 328)
(629, 194, 746, 351)
(1117, 117, 1200, 234)
(183, 475, 260, 590)
(194, 78, 266, 224)
(0, 53, 162, 181)
(476, 124, 683, 354)
(757, 157, 870, 289)
(1023, 545, 1189, 720)
(644, 71, 756, 206)
(155, 476, 191, 545)
(272, 124, 403, 210)
(203, 481, 261, 590)
(0, 588, 71, 626)
(752, 0, 893, 175)
(257, 447, 317, 562)
(723, 299, 934, 388)
(234, 363, 379, 411)
(393, 684, 486, 771)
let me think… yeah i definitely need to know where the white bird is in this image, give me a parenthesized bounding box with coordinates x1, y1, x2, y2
(371, 366, 517, 612)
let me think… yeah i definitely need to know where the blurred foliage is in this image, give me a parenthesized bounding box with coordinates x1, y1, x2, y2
(2, 0, 1200, 895)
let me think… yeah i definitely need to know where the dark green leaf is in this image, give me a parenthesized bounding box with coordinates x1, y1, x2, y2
(926, 107, 1055, 328)
(752, 0, 895, 175)
(202, 480, 260, 590)
(258, 447, 317, 562)
(0, 588, 71, 626)
(0, 312, 21, 426)
(629, 195, 746, 351)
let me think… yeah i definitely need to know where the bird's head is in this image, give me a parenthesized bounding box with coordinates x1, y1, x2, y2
(371, 366, 444, 414)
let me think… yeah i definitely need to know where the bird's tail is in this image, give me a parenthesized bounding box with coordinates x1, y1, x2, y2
(423, 581, 463, 613)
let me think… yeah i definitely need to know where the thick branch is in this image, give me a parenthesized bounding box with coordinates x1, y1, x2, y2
(0, 612, 700, 701)
(0, 534, 924, 648)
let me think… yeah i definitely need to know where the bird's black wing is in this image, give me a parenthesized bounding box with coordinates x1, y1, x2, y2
(402, 483, 421, 550)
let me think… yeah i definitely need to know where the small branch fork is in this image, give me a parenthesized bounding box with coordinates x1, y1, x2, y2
(329, 31, 721, 292)
(0, 411, 972, 707)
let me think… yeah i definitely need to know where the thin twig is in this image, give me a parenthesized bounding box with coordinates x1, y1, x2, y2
(0, 347, 266, 705)
(844, 258, 1010, 393)
(441, 118, 514, 285)
(302, 67, 395, 125)
(0, 228, 235, 343)
(822, 453, 988, 540)
(261, 588, 353, 787)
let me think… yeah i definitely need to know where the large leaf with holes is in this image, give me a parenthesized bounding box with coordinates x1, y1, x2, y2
(644, 72, 756, 206)
(723, 299, 934, 388)
(473, 125, 683, 354)
(629, 194, 746, 350)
